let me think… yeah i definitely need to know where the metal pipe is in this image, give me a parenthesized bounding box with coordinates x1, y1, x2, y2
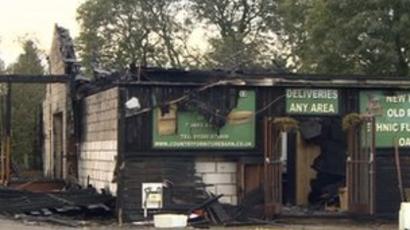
(369, 116, 376, 215)
(394, 138, 405, 202)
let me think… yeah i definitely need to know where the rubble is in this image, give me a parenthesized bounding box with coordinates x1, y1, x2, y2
(9, 179, 66, 193)
(0, 186, 114, 225)
(14, 214, 84, 228)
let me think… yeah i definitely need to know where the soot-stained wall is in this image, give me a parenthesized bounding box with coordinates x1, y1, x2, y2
(117, 84, 407, 218)
(43, 26, 73, 179)
(117, 157, 208, 222)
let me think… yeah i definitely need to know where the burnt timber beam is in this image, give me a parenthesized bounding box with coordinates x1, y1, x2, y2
(0, 74, 69, 184)
(115, 78, 410, 89)
(0, 75, 69, 83)
(4, 83, 11, 184)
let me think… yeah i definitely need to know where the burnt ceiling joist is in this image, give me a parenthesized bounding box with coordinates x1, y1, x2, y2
(0, 75, 69, 83)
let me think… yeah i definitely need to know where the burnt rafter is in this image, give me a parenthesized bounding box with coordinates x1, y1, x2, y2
(0, 75, 70, 83)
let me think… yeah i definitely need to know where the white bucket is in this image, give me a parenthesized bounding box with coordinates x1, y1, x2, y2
(399, 202, 410, 230)
(154, 214, 187, 228)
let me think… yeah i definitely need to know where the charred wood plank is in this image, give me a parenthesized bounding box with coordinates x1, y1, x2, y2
(0, 75, 69, 83)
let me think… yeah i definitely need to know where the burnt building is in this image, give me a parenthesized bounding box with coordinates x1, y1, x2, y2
(43, 26, 410, 222)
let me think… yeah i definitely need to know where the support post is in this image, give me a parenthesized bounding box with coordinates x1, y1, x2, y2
(4, 83, 11, 184)
(0, 93, 4, 183)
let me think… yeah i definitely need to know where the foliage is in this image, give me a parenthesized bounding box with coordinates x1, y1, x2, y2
(0, 59, 4, 74)
(277, 0, 410, 75)
(7, 40, 45, 169)
(76, 0, 187, 71)
(189, 0, 280, 70)
(77, 0, 410, 75)
(76, 0, 287, 71)
(342, 113, 363, 131)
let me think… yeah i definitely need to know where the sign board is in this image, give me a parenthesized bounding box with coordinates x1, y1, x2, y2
(286, 88, 339, 115)
(152, 90, 255, 149)
(360, 90, 410, 147)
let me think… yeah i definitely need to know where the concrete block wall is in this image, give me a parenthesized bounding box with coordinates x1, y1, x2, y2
(195, 158, 238, 205)
(79, 87, 119, 195)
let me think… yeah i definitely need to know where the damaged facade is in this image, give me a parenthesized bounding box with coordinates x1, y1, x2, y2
(43, 26, 410, 222)
(43, 26, 77, 180)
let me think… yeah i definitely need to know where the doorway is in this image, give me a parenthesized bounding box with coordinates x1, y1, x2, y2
(53, 113, 63, 178)
(276, 116, 347, 215)
(281, 115, 376, 216)
(240, 115, 375, 217)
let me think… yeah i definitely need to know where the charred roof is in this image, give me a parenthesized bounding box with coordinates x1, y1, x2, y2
(81, 66, 410, 91)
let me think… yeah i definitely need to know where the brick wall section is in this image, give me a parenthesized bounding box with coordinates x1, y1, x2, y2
(79, 87, 119, 195)
(195, 158, 238, 205)
(42, 28, 69, 178)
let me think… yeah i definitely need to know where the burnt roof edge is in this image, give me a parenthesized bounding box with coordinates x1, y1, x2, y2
(114, 76, 410, 89)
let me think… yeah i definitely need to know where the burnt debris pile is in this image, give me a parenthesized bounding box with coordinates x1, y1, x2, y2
(119, 158, 270, 227)
(0, 185, 114, 225)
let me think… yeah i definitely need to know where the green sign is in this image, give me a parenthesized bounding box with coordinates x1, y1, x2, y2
(286, 88, 339, 115)
(152, 90, 255, 149)
(360, 90, 410, 147)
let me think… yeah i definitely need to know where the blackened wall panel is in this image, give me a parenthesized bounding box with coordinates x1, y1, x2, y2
(123, 86, 154, 153)
(375, 153, 410, 215)
(117, 157, 207, 222)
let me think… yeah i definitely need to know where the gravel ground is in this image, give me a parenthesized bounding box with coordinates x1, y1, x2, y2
(0, 216, 397, 230)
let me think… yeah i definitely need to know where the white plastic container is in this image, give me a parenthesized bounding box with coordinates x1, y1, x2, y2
(399, 202, 410, 230)
(154, 214, 188, 228)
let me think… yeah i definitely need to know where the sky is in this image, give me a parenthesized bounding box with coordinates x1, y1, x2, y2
(0, 0, 86, 66)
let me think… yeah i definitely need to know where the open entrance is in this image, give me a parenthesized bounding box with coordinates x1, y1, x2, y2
(53, 112, 63, 178)
(260, 115, 376, 217)
(0, 83, 46, 182)
(291, 117, 347, 213)
(263, 117, 349, 216)
(0, 75, 69, 185)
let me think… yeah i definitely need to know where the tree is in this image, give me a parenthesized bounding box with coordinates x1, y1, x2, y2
(189, 0, 280, 70)
(76, 0, 286, 71)
(0, 59, 4, 74)
(77, 0, 186, 71)
(7, 40, 45, 169)
(277, 0, 410, 75)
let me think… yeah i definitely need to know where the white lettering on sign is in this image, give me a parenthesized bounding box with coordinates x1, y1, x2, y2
(386, 108, 406, 118)
(286, 89, 338, 99)
(385, 95, 406, 103)
(376, 123, 399, 132)
(288, 102, 335, 113)
(310, 103, 335, 113)
(286, 88, 338, 114)
(399, 138, 410, 146)
(288, 103, 308, 113)
(401, 123, 410, 132)
(361, 91, 410, 147)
